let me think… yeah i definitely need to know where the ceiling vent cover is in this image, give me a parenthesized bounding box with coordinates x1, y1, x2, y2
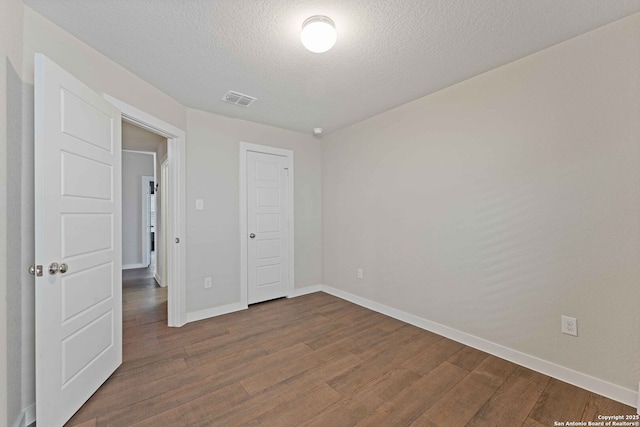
(222, 90, 257, 107)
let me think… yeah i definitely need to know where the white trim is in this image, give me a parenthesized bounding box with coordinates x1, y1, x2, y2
(104, 95, 187, 327)
(183, 285, 321, 324)
(159, 158, 169, 289)
(154, 271, 164, 287)
(141, 175, 154, 267)
(12, 404, 36, 427)
(134, 275, 639, 408)
(103, 96, 185, 138)
(122, 149, 157, 155)
(239, 142, 295, 307)
(122, 263, 147, 270)
(186, 302, 248, 323)
(288, 285, 322, 298)
(239, 145, 248, 306)
(320, 285, 638, 408)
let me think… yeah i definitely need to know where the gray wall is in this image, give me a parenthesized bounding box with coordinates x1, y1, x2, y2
(122, 121, 167, 280)
(122, 151, 155, 268)
(322, 14, 640, 391)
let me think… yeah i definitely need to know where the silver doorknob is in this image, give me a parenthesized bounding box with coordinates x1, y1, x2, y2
(48, 262, 59, 275)
(249, 233, 256, 239)
(59, 263, 68, 274)
(29, 265, 43, 277)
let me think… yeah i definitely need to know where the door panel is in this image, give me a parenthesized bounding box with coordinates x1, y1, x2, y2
(61, 213, 113, 257)
(61, 311, 114, 384)
(61, 152, 113, 199)
(60, 88, 114, 151)
(35, 53, 122, 426)
(61, 262, 113, 321)
(247, 151, 289, 304)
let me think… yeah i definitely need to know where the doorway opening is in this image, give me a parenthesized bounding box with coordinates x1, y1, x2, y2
(121, 119, 166, 287)
(105, 95, 187, 327)
(122, 145, 159, 271)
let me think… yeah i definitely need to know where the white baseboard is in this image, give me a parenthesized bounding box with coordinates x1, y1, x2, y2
(320, 285, 638, 408)
(184, 285, 323, 324)
(13, 404, 35, 427)
(153, 272, 165, 287)
(288, 284, 322, 298)
(122, 263, 147, 270)
(177, 283, 637, 408)
(185, 302, 247, 323)
(25, 404, 35, 427)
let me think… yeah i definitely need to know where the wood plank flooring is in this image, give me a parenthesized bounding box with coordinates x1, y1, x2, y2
(65, 270, 636, 426)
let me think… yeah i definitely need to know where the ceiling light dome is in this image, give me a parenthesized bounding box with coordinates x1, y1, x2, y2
(301, 15, 336, 53)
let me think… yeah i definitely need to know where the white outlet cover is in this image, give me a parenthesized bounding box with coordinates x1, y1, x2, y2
(561, 315, 578, 336)
(204, 277, 212, 288)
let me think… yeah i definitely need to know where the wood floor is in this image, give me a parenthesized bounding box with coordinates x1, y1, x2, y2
(65, 270, 635, 426)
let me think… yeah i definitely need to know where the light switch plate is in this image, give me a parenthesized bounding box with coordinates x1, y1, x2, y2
(195, 199, 204, 210)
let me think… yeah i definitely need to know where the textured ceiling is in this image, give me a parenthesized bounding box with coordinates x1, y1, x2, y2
(24, 0, 640, 135)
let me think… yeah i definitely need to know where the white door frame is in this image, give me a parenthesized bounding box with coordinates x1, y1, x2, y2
(105, 95, 187, 327)
(141, 174, 154, 267)
(159, 157, 169, 287)
(239, 142, 294, 306)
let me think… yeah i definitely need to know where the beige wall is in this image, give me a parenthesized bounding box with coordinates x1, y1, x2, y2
(322, 14, 640, 392)
(1, 0, 24, 424)
(186, 109, 323, 312)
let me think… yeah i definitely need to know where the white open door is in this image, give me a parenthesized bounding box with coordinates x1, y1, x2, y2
(34, 54, 122, 426)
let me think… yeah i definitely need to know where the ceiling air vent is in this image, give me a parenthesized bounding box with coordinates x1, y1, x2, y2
(222, 90, 257, 107)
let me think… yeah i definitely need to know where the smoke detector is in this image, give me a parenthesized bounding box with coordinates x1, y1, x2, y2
(313, 128, 323, 136)
(222, 90, 257, 107)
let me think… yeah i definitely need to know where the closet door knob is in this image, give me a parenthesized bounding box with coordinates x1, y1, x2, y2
(48, 262, 59, 275)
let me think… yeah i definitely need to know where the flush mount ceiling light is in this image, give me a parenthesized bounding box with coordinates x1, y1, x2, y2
(301, 15, 336, 53)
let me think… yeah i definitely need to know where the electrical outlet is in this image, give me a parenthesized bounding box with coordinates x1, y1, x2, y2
(357, 268, 363, 279)
(204, 277, 212, 289)
(561, 315, 577, 336)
